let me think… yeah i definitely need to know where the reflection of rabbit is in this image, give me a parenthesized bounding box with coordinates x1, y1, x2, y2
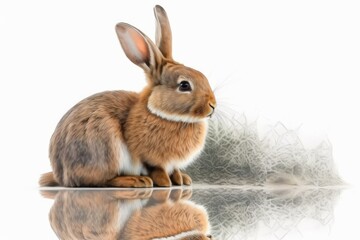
(42, 190, 151, 239)
(121, 189, 212, 240)
(39, 5, 216, 188)
(41, 189, 212, 240)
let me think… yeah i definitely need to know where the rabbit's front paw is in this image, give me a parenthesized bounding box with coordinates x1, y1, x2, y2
(170, 169, 192, 186)
(181, 172, 192, 186)
(170, 169, 183, 185)
(150, 167, 171, 187)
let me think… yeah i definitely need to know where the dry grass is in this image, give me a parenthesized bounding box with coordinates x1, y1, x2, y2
(188, 115, 343, 186)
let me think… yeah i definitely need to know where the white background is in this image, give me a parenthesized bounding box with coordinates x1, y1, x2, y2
(0, 0, 359, 239)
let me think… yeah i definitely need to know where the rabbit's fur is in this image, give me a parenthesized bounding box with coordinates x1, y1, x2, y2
(39, 5, 216, 187)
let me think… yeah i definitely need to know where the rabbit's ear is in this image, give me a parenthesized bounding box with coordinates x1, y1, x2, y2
(116, 23, 161, 72)
(154, 5, 172, 60)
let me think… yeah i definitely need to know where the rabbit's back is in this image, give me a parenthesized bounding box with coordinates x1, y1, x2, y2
(49, 90, 139, 187)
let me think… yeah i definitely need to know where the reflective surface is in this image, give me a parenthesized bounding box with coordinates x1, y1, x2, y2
(33, 185, 356, 240)
(41, 188, 211, 239)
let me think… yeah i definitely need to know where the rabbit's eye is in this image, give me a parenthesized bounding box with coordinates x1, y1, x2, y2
(178, 81, 192, 92)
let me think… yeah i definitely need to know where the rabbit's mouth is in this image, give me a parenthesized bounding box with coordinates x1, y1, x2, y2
(207, 104, 215, 118)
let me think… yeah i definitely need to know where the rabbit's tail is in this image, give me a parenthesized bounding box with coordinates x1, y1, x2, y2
(39, 172, 59, 186)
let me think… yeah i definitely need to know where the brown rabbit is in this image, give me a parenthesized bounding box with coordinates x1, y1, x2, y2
(39, 5, 216, 187)
(41, 189, 212, 240)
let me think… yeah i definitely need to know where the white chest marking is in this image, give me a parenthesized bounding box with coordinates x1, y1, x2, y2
(147, 101, 205, 123)
(119, 142, 142, 175)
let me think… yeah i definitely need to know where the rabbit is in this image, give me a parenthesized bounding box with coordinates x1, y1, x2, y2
(41, 189, 212, 240)
(39, 5, 216, 188)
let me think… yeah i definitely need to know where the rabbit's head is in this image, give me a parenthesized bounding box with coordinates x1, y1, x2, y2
(116, 5, 216, 123)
